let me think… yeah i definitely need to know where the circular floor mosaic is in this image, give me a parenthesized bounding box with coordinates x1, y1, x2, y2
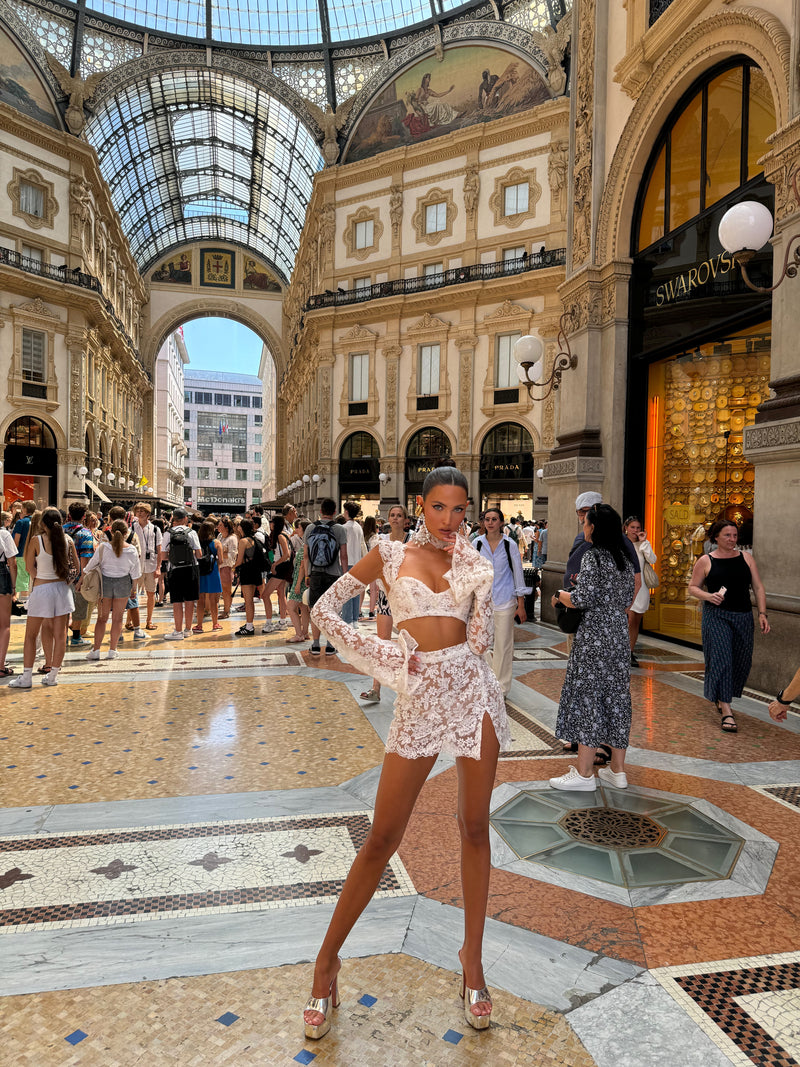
(490, 786, 744, 890)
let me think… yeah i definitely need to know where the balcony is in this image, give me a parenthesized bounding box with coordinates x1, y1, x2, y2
(305, 248, 567, 311)
(0, 245, 142, 362)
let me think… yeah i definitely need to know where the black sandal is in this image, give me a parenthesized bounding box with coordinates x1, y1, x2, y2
(0, 666, 15, 676)
(594, 744, 613, 766)
(720, 714, 738, 733)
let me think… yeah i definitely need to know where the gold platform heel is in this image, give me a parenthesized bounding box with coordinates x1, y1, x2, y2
(303, 958, 341, 1040)
(458, 951, 492, 1030)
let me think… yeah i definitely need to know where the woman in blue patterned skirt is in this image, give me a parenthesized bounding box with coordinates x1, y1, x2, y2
(549, 504, 635, 791)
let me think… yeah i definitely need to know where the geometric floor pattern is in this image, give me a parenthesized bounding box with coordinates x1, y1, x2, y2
(2, 603, 800, 1066)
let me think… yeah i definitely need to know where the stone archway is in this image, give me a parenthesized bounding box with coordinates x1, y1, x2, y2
(596, 8, 790, 265)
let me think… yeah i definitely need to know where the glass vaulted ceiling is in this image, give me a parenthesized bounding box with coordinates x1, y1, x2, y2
(79, 0, 438, 46)
(84, 69, 324, 280)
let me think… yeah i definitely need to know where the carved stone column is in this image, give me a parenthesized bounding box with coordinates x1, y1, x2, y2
(743, 116, 800, 690)
(382, 344, 402, 505)
(64, 333, 89, 504)
(455, 335, 478, 455)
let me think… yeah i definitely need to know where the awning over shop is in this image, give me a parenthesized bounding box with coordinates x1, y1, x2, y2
(84, 477, 111, 504)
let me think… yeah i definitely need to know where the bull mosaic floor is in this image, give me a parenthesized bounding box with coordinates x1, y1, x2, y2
(2, 601, 800, 1066)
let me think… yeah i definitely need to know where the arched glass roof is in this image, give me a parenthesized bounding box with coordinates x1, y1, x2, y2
(84, 68, 323, 279)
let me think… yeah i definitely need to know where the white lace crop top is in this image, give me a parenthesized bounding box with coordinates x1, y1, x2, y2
(378, 540, 472, 625)
(309, 534, 495, 697)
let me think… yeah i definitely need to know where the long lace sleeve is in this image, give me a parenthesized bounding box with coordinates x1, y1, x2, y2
(310, 572, 422, 695)
(466, 564, 495, 655)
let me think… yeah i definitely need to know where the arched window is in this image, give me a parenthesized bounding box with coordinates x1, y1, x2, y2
(4, 416, 56, 449)
(481, 422, 533, 456)
(406, 426, 451, 459)
(340, 432, 380, 459)
(636, 61, 776, 252)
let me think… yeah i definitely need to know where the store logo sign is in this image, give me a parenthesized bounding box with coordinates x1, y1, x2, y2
(654, 251, 735, 306)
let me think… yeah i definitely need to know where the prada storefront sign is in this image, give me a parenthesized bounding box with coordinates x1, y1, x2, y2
(631, 185, 773, 359)
(339, 457, 379, 485)
(479, 451, 533, 485)
(405, 459, 440, 484)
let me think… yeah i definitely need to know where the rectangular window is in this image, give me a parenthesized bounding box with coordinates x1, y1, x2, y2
(20, 181, 44, 218)
(418, 343, 440, 395)
(349, 352, 369, 403)
(184, 487, 192, 501)
(183, 429, 190, 441)
(496, 332, 521, 389)
(184, 449, 190, 461)
(254, 452, 261, 463)
(503, 246, 526, 262)
(197, 467, 210, 480)
(354, 219, 373, 250)
(184, 409, 192, 422)
(231, 447, 248, 463)
(216, 467, 229, 480)
(354, 276, 370, 289)
(214, 392, 232, 406)
(235, 469, 248, 481)
(194, 391, 212, 405)
(254, 434, 262, 445)
(251, 396, 262, 408)
(184, 390, 192, 403)
(252, 490, 261, 503)
(21, 329, 46, 382)
(197, 445, 213, 461)
(425, 202, 447, 234)
(423, 262, 444, 277)
(503, 182, 529, 216)
(233, 394, 251, 407)
(254, 415, 263, 425)
(22, 245, 43, 265)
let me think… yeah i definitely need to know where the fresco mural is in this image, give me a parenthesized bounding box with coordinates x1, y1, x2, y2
(243, 257, 281, 292)
(150, 249, 192, 284)
(0, 27, 60, 130)
(344, 44, 550, 163)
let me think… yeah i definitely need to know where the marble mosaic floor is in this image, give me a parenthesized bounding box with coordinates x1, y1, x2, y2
(1, 604, 800, 1066)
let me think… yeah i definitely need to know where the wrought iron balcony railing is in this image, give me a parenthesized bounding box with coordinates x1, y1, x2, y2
(305, 248, 567, 310)
(0, 245, 141, 361)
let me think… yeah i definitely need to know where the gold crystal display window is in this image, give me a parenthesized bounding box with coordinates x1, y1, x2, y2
(643, 324, 771, 643)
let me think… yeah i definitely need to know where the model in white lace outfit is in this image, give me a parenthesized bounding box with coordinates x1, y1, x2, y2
(303, 468, 508, 1039)
(360, 503, 410, 705)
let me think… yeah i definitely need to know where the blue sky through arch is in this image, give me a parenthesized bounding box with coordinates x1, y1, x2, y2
(181, 318, 264, 375)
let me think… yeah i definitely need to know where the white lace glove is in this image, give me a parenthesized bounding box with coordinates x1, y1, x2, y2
(310, 572, 422, 695)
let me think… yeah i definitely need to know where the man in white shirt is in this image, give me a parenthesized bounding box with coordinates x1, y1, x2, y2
(133, 502, 162, 632)
(342, 501, 367, 626)
(158, 508, 201, 640)
(474, 507, 530, 697)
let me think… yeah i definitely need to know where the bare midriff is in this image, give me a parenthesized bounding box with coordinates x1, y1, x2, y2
(398, 617, 467, 652)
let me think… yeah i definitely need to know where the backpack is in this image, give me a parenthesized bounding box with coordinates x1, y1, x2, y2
(168, 528, 196, 568)
(198, 539, 214, 576)
(475, 537, 515, 572)
(245, 537, 267, 571)
(307, 521, 339, 572)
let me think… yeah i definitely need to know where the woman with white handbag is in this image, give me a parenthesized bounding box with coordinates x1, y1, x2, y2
(624, 516, 658, 667)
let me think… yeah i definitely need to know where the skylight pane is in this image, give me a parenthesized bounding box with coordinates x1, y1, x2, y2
(86, 0, 206, 37)
(327, 0, 431, 41)
(211, 0, 322, 46)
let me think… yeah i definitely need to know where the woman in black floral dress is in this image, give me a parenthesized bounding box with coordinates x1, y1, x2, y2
(550, 504, 635, 791)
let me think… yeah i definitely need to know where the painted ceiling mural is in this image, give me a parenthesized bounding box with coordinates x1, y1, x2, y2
(0, 25, 59, 129)
(344, 44, 551, 163)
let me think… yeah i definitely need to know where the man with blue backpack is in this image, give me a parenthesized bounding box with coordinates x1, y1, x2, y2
(305, 498, 348, 657)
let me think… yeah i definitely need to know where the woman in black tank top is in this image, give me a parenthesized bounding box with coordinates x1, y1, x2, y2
(689, 519, 770, 732)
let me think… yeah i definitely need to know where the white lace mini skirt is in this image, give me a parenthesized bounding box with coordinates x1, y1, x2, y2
(27, 581, 75, 618)
(387, 641, 510, 761)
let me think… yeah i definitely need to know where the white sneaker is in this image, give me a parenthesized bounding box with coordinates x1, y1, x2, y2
(107, 649, 119, 660)
(598, 766, 628, 789)
(133, 629, 147, 640)
(164, 630, 184, 641)
(261, 621, 274, 634)
(86, 649, 101, 661)
(549, 765, 597, 791)
(183, 629, 192, 637)
(42, 673, 58, 686)
(8, 676, 32, 689)
(276, 618, 289, 629)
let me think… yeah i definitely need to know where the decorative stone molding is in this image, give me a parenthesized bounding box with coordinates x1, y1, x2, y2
(481, 300, 530, 322)
(597, 8, 791, 263)
(69, 348, 84, 449)
(543, 455, 605, 481)
(338, 323, 378, 342)
(489, 166, 542, 228)
(411, 187, 458, 247)
(343, 205, 383, 261)
(404, 314, 452, 425)
(384, 347, 401, 455)
(408, 312, 451, 332)
(463, 165, 480, 220)
(335, 324, 379, 427)
(744, 417, 800, 461)
(10, 298, 61, 320)
(571, 0, 594, 270)
(548, 139, 569, 221)
(762, 114, 800, 222)
(7, 168, 58, 231)
(389, 184, 403, 239)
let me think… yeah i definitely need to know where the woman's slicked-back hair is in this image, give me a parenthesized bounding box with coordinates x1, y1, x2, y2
(421, 465, 468, 499)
